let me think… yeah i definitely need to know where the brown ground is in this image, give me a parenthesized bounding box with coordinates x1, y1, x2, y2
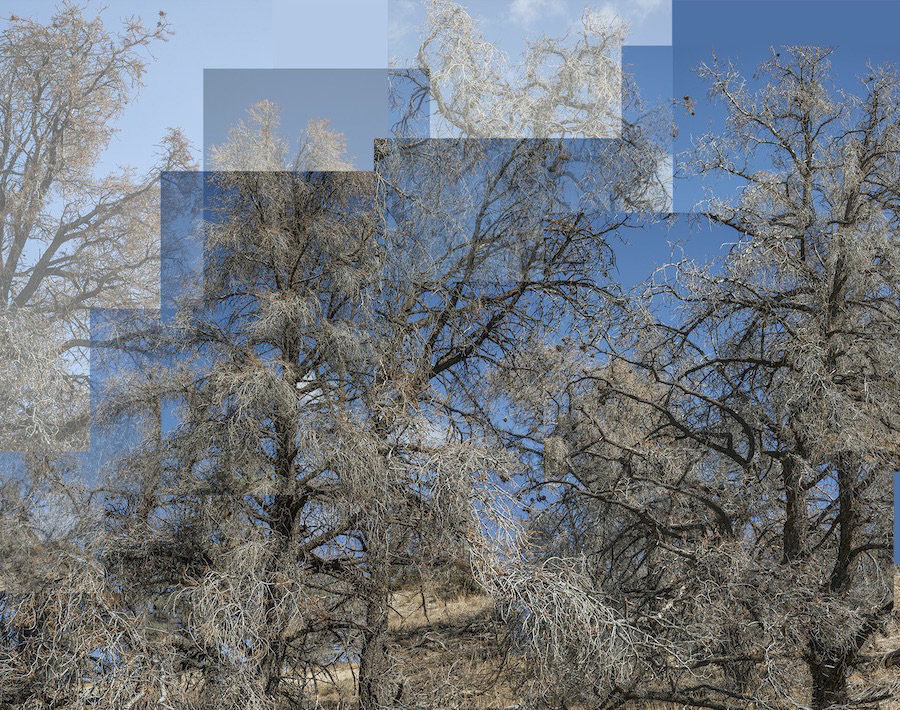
(311, 587, 512, 709)
(310, 570, 900, 709)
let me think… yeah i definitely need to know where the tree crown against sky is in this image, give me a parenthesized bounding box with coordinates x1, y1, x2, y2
(0, 5, 897, 710)
(89, 49, 896, 708)
(495, 45, 899, 710)
(83, 95, 667, 706)
(0, 4, 193, 454)
(397, 0, 630, 138)
(209, 100, 355, 172)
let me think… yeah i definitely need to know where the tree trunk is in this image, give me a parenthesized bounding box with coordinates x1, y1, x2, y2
(781, 454, 809, 563)
(259, 385, 301, 699)
(359, 524, 392, 710)
(358, 524, 393, 710)
(358, 588, 391, 709)
(258, 494, 293, 699)
(809, 656, 848, 710)
(356, 406, 402, 710)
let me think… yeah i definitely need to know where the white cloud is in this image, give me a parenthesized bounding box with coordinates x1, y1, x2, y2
(584, 0, 670, 44)
(296, 370, 324, 407)
(584, 3, 625, 30)
(508, 0, 567, 28)
(594, 3, 619, 22)
(388, 0, 423, 58)
(630, 0, 667, 21)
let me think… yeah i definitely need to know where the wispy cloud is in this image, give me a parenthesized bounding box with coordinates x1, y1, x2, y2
(584, 3, 626, 31)
(507, 0, 568, 29)
(388, 0, 421, 49)
(584, 0, 669, 42)
(626, 0, 667, 22)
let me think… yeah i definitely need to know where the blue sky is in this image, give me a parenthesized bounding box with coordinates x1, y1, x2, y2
(7, 1, 388, 173)
(389, 0, 672, 61)
(8, 1, 897, 175)
(204, 69, 392, 170)
(672, 0, 900, 212)
(618, 0, 900, 295)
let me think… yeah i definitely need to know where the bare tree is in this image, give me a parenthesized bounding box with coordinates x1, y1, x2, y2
(396, 0, 627, 138)
(208, 100, 354, 172)
(0, 5, 194, 708)
(0, 4, 192, 453)
(499, 47, 898, 710)
(90, 93, 663, 708)
(11, 8, 894, 710)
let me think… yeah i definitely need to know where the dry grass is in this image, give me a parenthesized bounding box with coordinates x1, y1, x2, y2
(388, 587, 494, 632)
(842, 567, 900, 709)
(868, 566, 899, 657)
(311, 573, 900, 710)
(305, 586, 515, 709)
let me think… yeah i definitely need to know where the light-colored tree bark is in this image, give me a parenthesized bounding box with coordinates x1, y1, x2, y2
(498, 46, 898, 710)
(92, 102, 661, 708)
(0, 6, 193, 453)
(397, 0, 626, 139)
(0, 6, 193, 708)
